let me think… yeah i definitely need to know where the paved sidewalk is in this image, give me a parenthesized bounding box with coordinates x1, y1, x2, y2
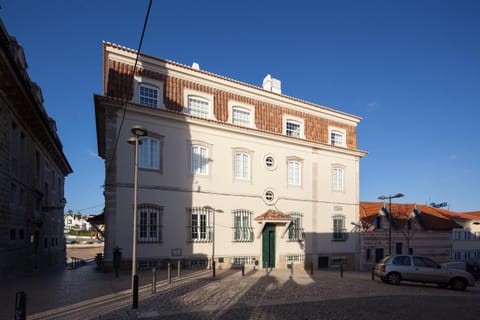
(1, 265, 478, 320)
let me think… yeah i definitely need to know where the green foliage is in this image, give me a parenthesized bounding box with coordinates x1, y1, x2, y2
(68, 230, 91, 237)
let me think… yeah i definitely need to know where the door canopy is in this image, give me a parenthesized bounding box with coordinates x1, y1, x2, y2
(255, 209, 293, 239)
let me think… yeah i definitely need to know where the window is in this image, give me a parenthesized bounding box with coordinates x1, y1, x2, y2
(139, 84, 159, 107)
(234, 152, 250, 180)
(10, 183, 16, 206)
(264, 155, 276, 170)
(187, 96, 211, 118)
(288, 160, 301, 186)
(35, 150, 41, 177)
(454, 230, 462, 240)
(375, 215, 383, 229)
(288, 213, 304, 240)
(332, 167, 344, 191)
(10, 229, 16, 241)
(332, 215, 347, 240)
(285, 120, 301, 137)
(189, 207, 211, 242)
(329, 128, 346, 147)
(395, 242, 403, 254)
(392, 255, 411, 266)
(264, 189, 275, 203)
(139, 137, 160, 170)
(191, 145, 209, 175)
(413, 256, 440, 269)
(233, 209, 253, 242)
(232, 107, 252, 127)
(138, 204, 163, 242)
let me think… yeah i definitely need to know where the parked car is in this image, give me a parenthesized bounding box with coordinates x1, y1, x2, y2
(466, 261, 480, 280)
(375, 255, 475, 291)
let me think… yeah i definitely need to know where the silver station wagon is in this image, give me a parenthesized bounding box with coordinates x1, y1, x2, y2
(375, 255, 475, 291)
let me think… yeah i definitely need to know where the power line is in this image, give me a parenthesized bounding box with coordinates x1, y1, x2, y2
(68, 203, 104, 214)
(106, 0, 153, 170)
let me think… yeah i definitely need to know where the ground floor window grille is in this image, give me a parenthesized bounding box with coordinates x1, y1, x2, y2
(188, 207, 212, 242)
(232, 256, 256, 265)
(330, 256, 346, 266)
(190, 258, 208, 269)
(332, 214, 347, 241)
(288, 212, 304, 241)
(138, 260, 159, 270)
(233, 209, 254, 242)
(138, 204, 163, 243)
(286, 255, 305, 263)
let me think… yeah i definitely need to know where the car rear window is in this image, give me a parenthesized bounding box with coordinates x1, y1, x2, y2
(392, 256, 411, 266)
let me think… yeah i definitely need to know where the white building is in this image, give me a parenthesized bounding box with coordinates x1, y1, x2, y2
(94, 42, 366, 270)
(439, 210, 480, 263)
(64, 213, 92, 232)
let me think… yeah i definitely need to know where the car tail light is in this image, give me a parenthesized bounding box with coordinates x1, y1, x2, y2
(379, 264, 386, 272)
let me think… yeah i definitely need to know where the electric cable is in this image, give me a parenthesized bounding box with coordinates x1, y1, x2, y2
(106, 0, 153, 171)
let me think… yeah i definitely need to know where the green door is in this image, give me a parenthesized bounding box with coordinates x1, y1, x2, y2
(262, 224, 275, 268)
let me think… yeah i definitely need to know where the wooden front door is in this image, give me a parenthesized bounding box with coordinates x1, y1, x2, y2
(262, 223, 275, 268)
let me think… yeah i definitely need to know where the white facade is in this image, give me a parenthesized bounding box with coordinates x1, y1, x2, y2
(95, 42, 366, 270)
(451, 218, 480, 263)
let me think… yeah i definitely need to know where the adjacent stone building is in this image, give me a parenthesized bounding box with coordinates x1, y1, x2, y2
(95, 42, 366, 271)
(0, 19, 73, 273)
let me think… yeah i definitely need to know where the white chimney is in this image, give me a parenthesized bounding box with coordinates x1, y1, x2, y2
(192, 62, 200, 70)
(262, 74, 281, 94)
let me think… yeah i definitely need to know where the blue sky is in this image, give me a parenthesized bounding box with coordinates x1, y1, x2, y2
(2, 0, 479, 214)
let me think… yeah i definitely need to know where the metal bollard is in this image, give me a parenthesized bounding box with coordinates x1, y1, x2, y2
(167, 263, 171, 284)
(133, 275, 139, 309)
(242, 264, 245, 276)
(340, 263, 343, 278)
(371, 267, 375, 280)
(310, 261, 313, 276)
(15, 291, 26, 320)
(152, 267, 156, 293)
(177, 260, 181, 279)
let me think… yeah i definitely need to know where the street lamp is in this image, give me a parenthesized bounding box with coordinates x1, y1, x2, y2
(128, 125, 148, 309)
(203, 205, 223, 278)
(378, 193, 404, 255)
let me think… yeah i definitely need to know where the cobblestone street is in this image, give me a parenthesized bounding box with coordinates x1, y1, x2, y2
(2, 264, 479, 320)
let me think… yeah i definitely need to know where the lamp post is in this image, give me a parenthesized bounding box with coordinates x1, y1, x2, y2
(203, 205, 223, 278)
(378, 193, 404, 255)
(128, 125, 148, 309)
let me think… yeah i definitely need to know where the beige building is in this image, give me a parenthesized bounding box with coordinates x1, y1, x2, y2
(0, 19, 73, 273)
(95, 42, 366, 271)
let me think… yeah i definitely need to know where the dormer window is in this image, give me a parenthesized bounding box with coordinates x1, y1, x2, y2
(283, 116, 304, 138)
(286, 121, 301, 137)
(228, 101, 255, 128)
(139, 84, 159, 107)
(329, 127, 346, 147)
(187, 96, 210, 118)
(184, 89, 214, 119)
(232, 107, 252, 127)
(134, 75, 164, 108)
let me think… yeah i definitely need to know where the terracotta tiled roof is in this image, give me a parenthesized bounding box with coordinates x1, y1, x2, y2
(435, 209, 480, 221)
(359, 202, 462, 231)
(255, 210, 292, 221)
(463, 211, 480, 217)
(102, 42, 361, 121)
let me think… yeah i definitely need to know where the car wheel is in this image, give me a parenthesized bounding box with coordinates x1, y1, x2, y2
(450, 277, 467, 291)
(386, 272, 401, 285)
